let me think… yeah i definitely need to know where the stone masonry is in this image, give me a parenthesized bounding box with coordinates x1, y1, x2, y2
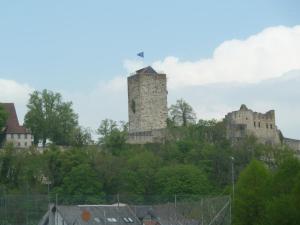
(225, 104, 281, 145)
(127, 66, 168, 144)
(225, 104, 300, 153)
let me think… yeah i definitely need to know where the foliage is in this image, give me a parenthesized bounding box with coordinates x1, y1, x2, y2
(0, 104, 8, 130)
(156, 164, 212, 195)
(97, 119, 128, 155)
(24, 89, 78, 146)
(1, 107, 300, 224)
(169, 99, 196, 126)
(234, 160, 270, 225)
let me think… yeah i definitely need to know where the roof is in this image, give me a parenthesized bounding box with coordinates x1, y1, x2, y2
(132, 204, 198, 225)
(49, 204, 141, 225)
(136, 66, 158, 74)
(1, 103, 30, 134)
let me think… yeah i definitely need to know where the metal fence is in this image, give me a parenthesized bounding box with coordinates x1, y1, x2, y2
(0, 194, 231, 225)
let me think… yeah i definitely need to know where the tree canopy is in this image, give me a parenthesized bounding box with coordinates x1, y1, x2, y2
(0, 104, 8, 130)
(169, 99, 196, 126)
(24, 89, 78, 146)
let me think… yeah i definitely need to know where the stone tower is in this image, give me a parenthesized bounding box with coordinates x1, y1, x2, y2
(127, 66, 168, 144)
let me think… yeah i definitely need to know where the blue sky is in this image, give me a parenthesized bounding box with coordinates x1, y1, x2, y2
(0, 0, 299, 90)
(1, 0, 300, 139)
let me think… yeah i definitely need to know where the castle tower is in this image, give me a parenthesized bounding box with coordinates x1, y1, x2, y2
(127, 66, 168, 144)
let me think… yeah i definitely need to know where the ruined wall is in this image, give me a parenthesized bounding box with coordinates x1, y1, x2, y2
(225, 105, 281, 145)
(127, 67, 168, 143)
(284, 138, 300, 153)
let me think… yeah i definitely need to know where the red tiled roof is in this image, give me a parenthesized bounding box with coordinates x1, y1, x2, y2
(1, 103, 31, 134)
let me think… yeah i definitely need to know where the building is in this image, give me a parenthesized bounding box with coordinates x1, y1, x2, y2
(39, 204, 141, 225)
(1, 103, 33, 148)
(127, 66, 168, 144)
(225, 104, 281, 145)
(225, 104, 300, 153)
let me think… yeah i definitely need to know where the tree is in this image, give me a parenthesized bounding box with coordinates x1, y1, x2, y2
(0, 104, 8, 129)
(24, 89, 78, 146)
(97, 119, 128, 154)
(169, 99, 196, 126)
(0, 104, 8, 146)
(71, 127, 93, 147)
(265, 158, 300, 225)
(234, 160, 270, 225)
(55, 163, 104, 203)
(155, 164, 211, 195)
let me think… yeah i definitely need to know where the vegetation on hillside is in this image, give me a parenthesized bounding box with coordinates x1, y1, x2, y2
(0, 89, 298, 225)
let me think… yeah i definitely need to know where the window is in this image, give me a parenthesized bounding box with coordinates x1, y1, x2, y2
(270, 124, 273, 129)
(254, 122, 256, 127)
(11, 134, 14, 139)
(266, 124, 268, 129)
(18, 142, 20, 147)
(25, 134, 27, 139)
(25, 142, 27, 147)
(107, 218, 117, 222)
(18, 134, 21, 139)
(258, 122, 261, 128)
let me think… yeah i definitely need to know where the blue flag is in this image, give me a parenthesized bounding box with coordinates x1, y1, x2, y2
(137, 52, 144, 58)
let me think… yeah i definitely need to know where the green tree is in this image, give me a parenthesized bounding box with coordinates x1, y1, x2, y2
(123, 151, 161, 195)
(71, 126, 93, 147)
(97, 119, 128, 154)
(24, 89, 78, 146)
(155, 164, 211, 195)
(169, 99, 196, 126)
(264, 157, 300, 225)
(0, 104, 8, 146)
(234, 160, 270, 225)
(55, 163, 103, 203)
(0, 104, 8, 129)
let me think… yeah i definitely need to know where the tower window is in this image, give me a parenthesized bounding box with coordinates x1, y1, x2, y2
(131, 99, 136, 114)
(270, 124, 273, 129)
(254, 122, 256, 127)
(258, 122, 261, 128)
(266, 124, 269, 129)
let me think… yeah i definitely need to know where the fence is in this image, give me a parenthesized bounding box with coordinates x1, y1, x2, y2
(0, 194, 231, 225)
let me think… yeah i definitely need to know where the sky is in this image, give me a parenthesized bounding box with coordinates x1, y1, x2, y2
(1, 0, 300, 139)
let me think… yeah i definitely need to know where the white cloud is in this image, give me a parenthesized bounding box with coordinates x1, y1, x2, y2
(0, 79, 34, 124)
(2, 25, 300, 140)
(124, 25, 300, 89)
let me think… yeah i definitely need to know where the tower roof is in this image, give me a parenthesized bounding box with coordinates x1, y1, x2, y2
(240, 104, 248, 110)
(136, 66, 157, 74)
(1, 103, 30, 134)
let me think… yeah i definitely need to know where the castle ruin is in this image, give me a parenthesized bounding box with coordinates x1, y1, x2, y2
(225, 104, 300, 153)
(127, 66, 168, 144)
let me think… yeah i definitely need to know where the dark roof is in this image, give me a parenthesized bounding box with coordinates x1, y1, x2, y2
(49, 205, 141, 225)
(132, 204, 198, 225)
(1, 103, 30, 134)
(136, 66, 157, 74)
(240, 104, 248, 110)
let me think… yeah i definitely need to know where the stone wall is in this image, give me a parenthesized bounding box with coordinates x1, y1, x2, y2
(284, 138, 300, 153)
(127, 67, 168, 144)
(225, 104, 281, 145)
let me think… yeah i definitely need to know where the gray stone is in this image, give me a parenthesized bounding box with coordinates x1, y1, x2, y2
(127, 66, 167, 144)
